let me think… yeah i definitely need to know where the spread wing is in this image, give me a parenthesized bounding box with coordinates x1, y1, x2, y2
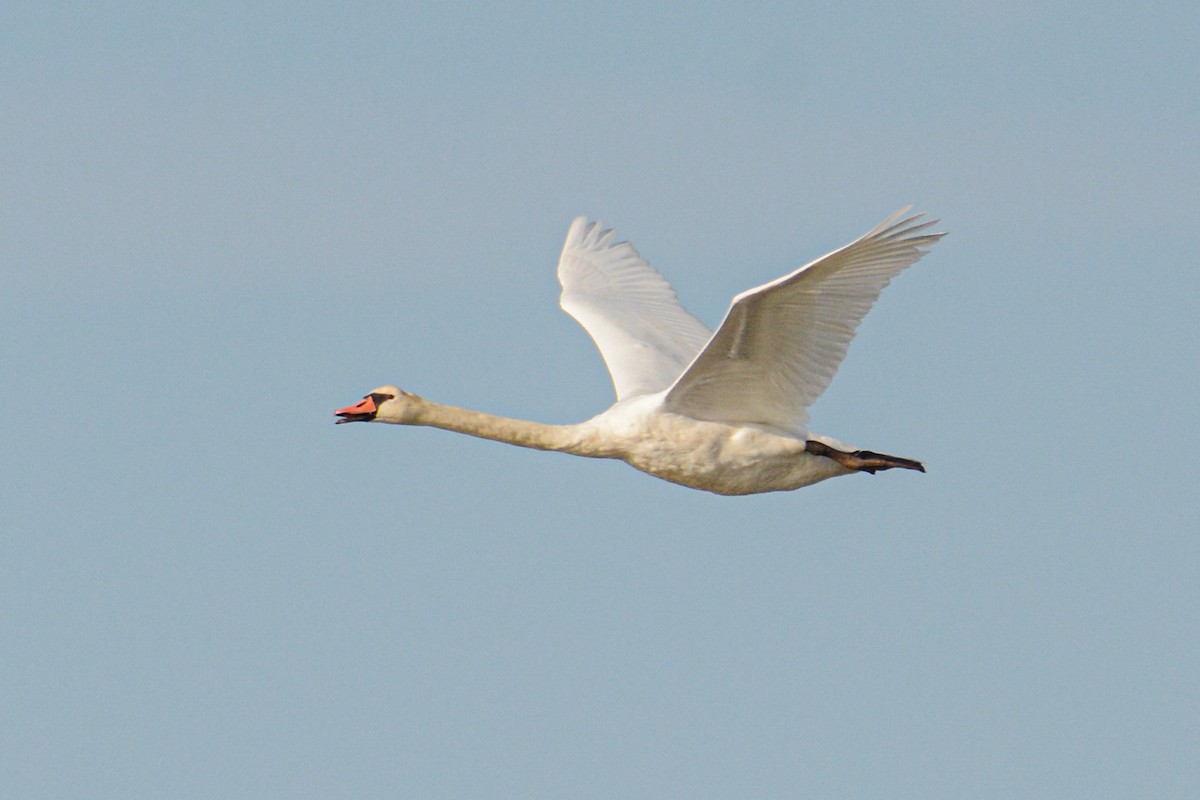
(662, 208, 944, 433)
(557, 217, 712, 401)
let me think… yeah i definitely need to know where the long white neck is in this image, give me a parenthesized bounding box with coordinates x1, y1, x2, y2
(397, 399, 604, 457)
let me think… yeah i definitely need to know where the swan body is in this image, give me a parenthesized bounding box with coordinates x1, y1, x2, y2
(336, 209, 943, 495)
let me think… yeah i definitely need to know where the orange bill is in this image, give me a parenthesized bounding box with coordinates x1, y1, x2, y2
(334, 395, 377, 423)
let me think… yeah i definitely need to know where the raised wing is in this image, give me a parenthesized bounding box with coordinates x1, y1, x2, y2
(663, 208, 943, 432)
(558, 217, 712, 401)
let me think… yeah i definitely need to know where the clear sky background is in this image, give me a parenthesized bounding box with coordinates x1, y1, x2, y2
(3, 3, 1198, 798)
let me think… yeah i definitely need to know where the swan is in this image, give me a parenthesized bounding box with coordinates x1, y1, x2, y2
(335, 208, 943, 495)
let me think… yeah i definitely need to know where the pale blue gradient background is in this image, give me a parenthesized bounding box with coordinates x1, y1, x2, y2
(3, 3, 1198, 798)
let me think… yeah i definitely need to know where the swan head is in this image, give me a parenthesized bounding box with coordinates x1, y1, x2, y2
(334, 385, 420, 424)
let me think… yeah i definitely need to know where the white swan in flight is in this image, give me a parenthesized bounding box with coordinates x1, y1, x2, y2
(335, 208, 943, 495)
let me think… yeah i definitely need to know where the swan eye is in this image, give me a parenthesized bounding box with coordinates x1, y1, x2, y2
(369, 392, 395, 404)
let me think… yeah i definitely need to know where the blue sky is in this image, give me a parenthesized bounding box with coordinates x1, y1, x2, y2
(3, 3, 1198, 798)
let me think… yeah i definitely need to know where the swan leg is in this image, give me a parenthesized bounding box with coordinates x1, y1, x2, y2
(805, 440, 925, 475)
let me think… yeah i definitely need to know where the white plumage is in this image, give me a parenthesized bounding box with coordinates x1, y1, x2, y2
(336, 209, 943, 495)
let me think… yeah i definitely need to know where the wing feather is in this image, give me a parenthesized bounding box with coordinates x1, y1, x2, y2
(662, 208, 944, 432)
(557, 217, 712, 400)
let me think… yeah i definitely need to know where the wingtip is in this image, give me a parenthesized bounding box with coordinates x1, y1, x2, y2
(565, 215, 591, 239)
(561, 216, 598, 258)
(872, 207, 947, 245)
